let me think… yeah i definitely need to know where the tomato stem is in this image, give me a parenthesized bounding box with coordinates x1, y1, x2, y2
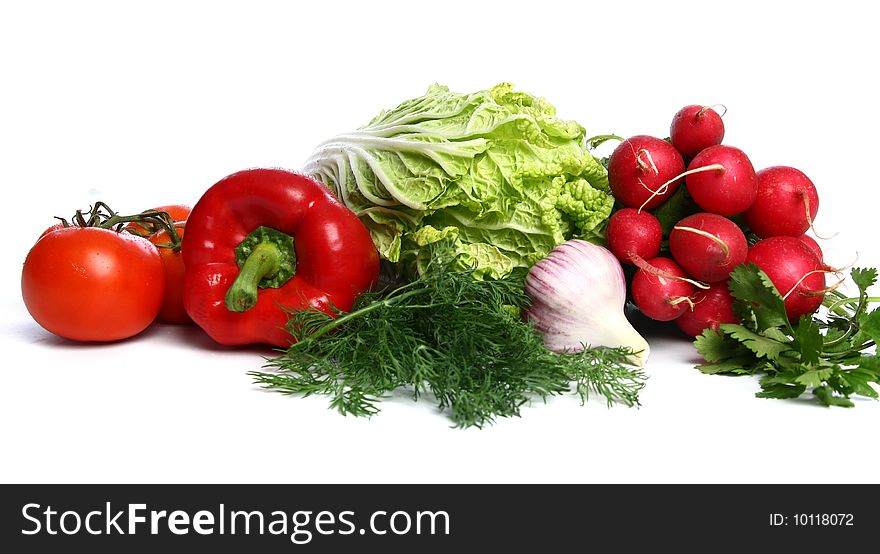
(55, 201, 183, 251)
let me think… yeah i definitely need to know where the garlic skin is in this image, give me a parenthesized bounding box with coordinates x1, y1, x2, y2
(524, 239, 651, 366)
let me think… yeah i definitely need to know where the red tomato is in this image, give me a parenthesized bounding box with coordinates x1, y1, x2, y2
(121, 204, 190, 323)
(149, 222, 190, 323)
(21, 228, 165, 341)
(38, 222, 66, 240)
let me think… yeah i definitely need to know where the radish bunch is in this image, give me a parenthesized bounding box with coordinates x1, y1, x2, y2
(605, 105, 828, 336)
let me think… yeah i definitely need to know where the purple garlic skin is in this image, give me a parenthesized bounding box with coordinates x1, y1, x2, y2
(525, 239, 650, 366)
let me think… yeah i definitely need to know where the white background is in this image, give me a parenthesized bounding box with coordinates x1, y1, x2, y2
(1, 0, 878, 484)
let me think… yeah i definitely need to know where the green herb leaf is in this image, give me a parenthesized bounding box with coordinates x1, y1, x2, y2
(727, 264, 791, 332)
(858, 308, 880, 344)
(793, 317, 823, 365)
(696, 358, 756, 375)
(812, 385, 855, 407)
(761, 327, 792, 343)
(757, 374, 807, 399)
(839, 368, 880, 399)
(718, 323, 790, 360)
(851, 267, 878, 293)
(694, 328, 740, 363)
(794, 366, 835, 388)
(855, 353, 880, 372)
(822, 326, 854, 353)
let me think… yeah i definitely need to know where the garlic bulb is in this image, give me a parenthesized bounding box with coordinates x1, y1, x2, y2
(524, 239, 650, 366)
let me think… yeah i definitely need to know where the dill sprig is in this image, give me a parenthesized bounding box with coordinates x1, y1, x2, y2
(251, 264, 646, 428)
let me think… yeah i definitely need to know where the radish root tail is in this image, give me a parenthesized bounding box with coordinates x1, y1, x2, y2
(672, 225, 731, 260)
(637, 163, 726, 213)
(630, 254, 710, 290)
(801, 189, 836, 240)
(782, 268, 840, 301)
(698, 104, 728, 118)
(669, 296, 696, 309)
(635, 148, 659, 175)
(816, 253, 858, 281)
(804, 277, 846, 298)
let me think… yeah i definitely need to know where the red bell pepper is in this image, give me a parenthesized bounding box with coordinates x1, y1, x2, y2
(182, 168, 380, 346)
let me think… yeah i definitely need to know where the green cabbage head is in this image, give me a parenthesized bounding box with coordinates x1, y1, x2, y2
(304, 83, 613, 279)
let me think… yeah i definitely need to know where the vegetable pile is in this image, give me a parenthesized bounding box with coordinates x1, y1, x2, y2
(19, 85, 879, 426)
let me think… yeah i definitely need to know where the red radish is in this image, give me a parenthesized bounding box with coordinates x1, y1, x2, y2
(675, 281, 739, 337)
(670, 105, 725, 159)
(797, 234, 823, 262)
(605, 208, 662, 265)
(743, 166, 819, 238)
(631, 257, 696, 321)
(669, 212, 748, 282)
(608, 135, 685, 210)
(746, 236, 826, 321)
(685, 145, 758, 216)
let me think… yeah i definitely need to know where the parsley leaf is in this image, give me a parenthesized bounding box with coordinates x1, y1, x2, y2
(718, 323, 790, 360)
(858, 308, 880, 344)
(793, 318, 823, 365)
(694, 328, 742, 363)
(839, 367, 880, 399)
(813, 385, 856, 407)
(794, 366, 835, 388)
(696, 358, 756, 375)
(757, 374, 807, 399)
(851, 267, 878, 293)
(727, 264, 791, 332)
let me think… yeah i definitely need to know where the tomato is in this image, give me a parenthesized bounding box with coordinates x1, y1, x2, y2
(21, 227, 165, 341)
(149, 222, 190, 323)
(120, 204, 191, 323)
(38, 222, 66, 240)
(126, 204, 191, 235)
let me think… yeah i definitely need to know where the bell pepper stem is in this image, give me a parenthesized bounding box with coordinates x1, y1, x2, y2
(225, 242, 283, 312)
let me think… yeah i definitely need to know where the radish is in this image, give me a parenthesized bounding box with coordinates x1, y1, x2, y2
(685, 145, 758, 216)
(669, 212, 748, 282)
(797, 234, 823, 262)
(605, 208, 662, 265)
(743, 166, 819, 238)
(675, 281, 739, 338)
(670, 105, 725, 159)
(631, 257, 697, 321)
(746, 236, 826, 321)
(608, 135, 685, 211)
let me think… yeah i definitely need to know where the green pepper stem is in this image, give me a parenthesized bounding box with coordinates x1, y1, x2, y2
(225, 242, 283, 312)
